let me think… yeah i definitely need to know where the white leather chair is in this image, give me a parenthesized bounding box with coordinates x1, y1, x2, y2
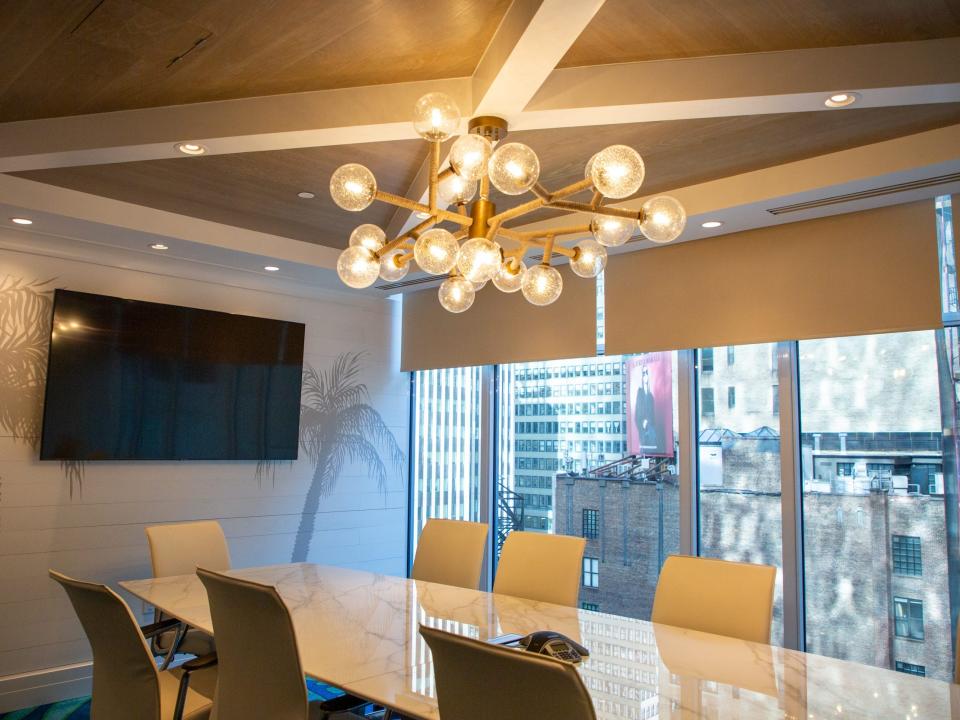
(421, 624, 596, 720)
(196, 567, 363, 720)
(145, 520, 231, 664)
(411, 519, 489, 590)
(50, 570, 217, 720)
(493, 531, 586, 607)
(651, 555, 776, 644)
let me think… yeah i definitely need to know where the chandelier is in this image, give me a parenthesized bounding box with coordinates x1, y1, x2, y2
(331, 92, 686, 313)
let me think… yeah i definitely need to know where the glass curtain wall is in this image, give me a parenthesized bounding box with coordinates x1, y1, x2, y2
(495, 352, 680, 618)
(696, 343, 785, 645)
(409, 366, 484, 559)
(799, 330, 955, 680)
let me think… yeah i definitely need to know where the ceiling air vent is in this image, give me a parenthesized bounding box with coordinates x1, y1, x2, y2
(375, 275, 442, 292)
(767, 172, 960, 215)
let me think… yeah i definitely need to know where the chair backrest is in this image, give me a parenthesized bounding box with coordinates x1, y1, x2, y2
(50, 571, 161, 720)
(421, 624, 596, 720)
(146, 520, 231, 578)
(197, 567, 308, 720)
(651, 555, 776, 644)
(493, 531, 586, 607)
(411, 519, 489, 590)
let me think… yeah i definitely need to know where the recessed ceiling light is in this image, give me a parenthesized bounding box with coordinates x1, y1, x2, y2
(824, 92, 859, 108)
(175, 142, 207, 155)
(149, 243, 169, 250)
(297, 191, 316, 199)
(264, 265, 280, 272)
(701, 220, 723, 229)
(10, 217, 33, 225)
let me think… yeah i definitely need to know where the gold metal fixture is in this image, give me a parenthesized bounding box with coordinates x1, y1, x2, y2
(331, 93, 687, 309)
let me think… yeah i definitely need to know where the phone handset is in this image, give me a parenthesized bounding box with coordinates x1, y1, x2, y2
(518, 631, 589, 663)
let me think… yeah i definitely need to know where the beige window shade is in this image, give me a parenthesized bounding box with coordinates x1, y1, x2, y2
(401, 266, 597, 371)
(605, 201, 940, 357)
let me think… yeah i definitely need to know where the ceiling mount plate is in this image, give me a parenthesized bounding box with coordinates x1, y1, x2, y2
(469, 115, 508, 142)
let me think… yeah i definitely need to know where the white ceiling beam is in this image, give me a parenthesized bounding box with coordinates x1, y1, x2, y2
(385, 0, 605, 238)
(0, 78, 472, 172)
(517, 37, 960, 130)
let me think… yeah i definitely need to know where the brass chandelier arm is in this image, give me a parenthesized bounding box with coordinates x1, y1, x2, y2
(590, 191, 603, 209)
(488, 177, 595, 225)
(379, 215, 437, 257)
(428, 141, 441, 213)
(549, 200, 642, 220)
(519, 223, 592, 239)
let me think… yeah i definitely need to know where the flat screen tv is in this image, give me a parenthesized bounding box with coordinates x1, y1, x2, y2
(40, 290, 305, 461)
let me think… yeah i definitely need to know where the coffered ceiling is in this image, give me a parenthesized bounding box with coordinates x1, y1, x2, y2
(2, 0, 959, 287)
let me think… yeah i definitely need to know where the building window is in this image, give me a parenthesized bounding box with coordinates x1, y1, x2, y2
(582, 508, 599, 539)
(582, 557, 599, 588)
(866, 462, 892, 479)
(581, 602, 599, 611)
(892, 535, 922, 577)
(894, 661, 926, 677)
(726, 346, 735, 365)
(836, 462, 854, 477)
(701, 348, 714, 372)
(894, 597, 924, 641)
(701, 387, 715, 416)
(727, 386, 736, 409)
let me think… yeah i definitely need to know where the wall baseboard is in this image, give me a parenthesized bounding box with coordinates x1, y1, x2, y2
(0, 662, 92, 713)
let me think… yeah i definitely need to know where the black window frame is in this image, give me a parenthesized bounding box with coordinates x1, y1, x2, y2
(582, 508, 599, 539)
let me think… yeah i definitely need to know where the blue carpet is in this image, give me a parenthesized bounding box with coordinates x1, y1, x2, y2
(0, 678, 345, 719)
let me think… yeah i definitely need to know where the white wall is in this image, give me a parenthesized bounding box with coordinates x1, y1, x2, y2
(0, 231, 409, 710)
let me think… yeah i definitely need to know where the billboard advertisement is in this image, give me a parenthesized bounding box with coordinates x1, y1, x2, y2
(626, 352, 674, 457)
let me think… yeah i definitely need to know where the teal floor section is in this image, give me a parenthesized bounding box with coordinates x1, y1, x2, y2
(0, 678, 345, 719)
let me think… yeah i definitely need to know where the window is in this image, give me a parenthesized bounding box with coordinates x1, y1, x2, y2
(702, 348, 714, 372)
(894, 597, 924, 641)
(581, 602, 599, 611)
(727, 346, 735, 365)
(582, 557, 599, 588)
(582, 508, 599, 539)
(727, 386, 736, 409)
(894, 661, 926, 677)
(836, 462, 854, 477)
(701, 387, 715, 416)
(892, 535, 922, 577)
(697, 343, 784, 645)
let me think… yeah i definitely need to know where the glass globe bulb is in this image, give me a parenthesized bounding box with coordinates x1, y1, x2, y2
(438, 276, 475, 313)
(457, 237, 502, 283)
(349, 224, 386, 252)
(584, 152, 597, 180)
(472, 279, 487, 291)
(379, 249, 409, 282)
(521, 264, 563, 306)
(330, 163, 377, 211)
(438, 174, 477, 207)
(337, 246, 379, 288)
(449, 133, 492, 181)
(493, 258, 526, 293)
(590, 214, 637, 247)
(488, 142, 540, 195)
(414, 228, 460, 275)
(570, 238, 608, 278)
(412, 92, 460, 141)
(640, 195, 687, 243)
(590, 145, 645, 199)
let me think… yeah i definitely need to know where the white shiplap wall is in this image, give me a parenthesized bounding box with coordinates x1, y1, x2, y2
(0, 236, 409, 710)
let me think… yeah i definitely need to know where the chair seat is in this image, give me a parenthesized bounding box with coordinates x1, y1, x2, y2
(161, 665, 217, 720)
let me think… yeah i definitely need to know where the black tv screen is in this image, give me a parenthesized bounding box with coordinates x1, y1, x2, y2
(40, 290, 304, 461)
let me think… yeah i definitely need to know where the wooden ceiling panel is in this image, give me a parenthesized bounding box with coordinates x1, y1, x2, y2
(559, 0, 960, 68)
(12, 139, 428, 247)
(0, 0, 511, 122)
(494, 103, 960, 223)
(12, 105, 960, 244)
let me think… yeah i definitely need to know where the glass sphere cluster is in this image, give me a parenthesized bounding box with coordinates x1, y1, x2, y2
(331, 90, 686, 311)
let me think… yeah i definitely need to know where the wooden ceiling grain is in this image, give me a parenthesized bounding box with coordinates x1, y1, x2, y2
(0, 0, 511, 122)
(492, 103, 960, 223)
(12, 139, 427, 247)
(14, 104, 960, 245)
(559, 0, 960, 68)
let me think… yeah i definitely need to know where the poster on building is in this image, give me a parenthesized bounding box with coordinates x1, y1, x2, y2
(626, 352, 674, 457)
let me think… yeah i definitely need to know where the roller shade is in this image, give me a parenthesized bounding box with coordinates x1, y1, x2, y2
(605, 201, 940, 356)
(401, 265, 597, 371)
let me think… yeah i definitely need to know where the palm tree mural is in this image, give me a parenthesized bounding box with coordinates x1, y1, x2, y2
(292, 352, 405, 563)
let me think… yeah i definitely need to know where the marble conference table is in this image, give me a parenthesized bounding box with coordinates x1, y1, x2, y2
(121, 563, 959, 719)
